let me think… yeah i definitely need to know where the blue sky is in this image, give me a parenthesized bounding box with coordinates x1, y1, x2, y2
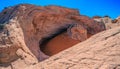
(0, 0, 120, 19)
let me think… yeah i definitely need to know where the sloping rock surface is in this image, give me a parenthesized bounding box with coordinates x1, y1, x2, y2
(26, 27, 120, 69)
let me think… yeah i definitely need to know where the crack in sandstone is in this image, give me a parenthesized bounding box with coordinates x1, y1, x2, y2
(104, 31, 120, 40)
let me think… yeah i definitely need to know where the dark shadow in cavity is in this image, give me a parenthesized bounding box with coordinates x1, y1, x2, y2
(39, 28, 68, 56)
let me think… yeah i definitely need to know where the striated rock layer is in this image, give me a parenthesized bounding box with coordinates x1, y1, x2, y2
(0, 4, 105, 68)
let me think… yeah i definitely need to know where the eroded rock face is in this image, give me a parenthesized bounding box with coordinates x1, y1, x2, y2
(0, 4, 105, 67)
(26, 27, 120, 69)
(42, 24, 88, 56)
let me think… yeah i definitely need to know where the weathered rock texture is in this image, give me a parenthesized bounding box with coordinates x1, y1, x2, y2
(26, 27, 120, 69)
(0, 4, 106, 69)
(0, 3, 105, 64)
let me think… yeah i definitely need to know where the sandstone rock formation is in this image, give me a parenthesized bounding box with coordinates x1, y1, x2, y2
(93, 16, 112, 24)
(116, 16, 120, 24)
(104, 16, 120, 29)
(42, 24, 88, 56)
(25, 27, 120, 69)
(0, 4, 106, 69)
(93, 16, 102, 22)
(93, 16, 120, 29)
(0, 3, 105, 62)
